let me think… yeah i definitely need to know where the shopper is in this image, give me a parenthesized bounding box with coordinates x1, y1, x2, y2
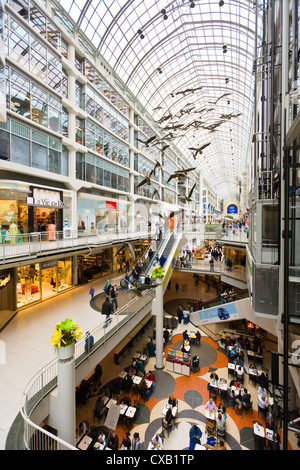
(102, 296, 113, 327)
(110, 284, 118, 310)
(89, 285, 95, 301)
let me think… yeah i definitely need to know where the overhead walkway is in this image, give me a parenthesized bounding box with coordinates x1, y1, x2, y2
(175, 257, 247, 290)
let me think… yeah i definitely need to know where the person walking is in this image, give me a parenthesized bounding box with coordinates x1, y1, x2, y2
(89, 285, 95, 301)
(110, 284, 118, 310)
(189, 425, 202, 450)
(183, 309, 189, 325)
(209, 257, 214, 272)
(102, 296, 113, 327)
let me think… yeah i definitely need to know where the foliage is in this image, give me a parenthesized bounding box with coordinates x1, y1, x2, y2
(51, 318, 82, 348)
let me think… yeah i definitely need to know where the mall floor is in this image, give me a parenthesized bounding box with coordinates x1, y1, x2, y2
(0, 263, 297, 451)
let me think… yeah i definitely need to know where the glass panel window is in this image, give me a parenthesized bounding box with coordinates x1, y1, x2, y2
(31, 83, 48, 127)
(32, 142, 47, 170)
(10, 70, 30, 118)
(11, 134, 30, 166)
(49, 148, 61, 174)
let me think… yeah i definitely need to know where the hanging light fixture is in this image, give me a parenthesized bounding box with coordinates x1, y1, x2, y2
(161, 9, 168, 20)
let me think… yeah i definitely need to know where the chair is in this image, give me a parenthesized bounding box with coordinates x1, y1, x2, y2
(216, 426, 226, 441)
(162, 418, 173, 438)
(131, 384, 139, 398)
(243, 401, 253, 414)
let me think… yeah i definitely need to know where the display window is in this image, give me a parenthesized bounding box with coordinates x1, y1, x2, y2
(41, 258, 73, 299)
(17, 264, 41, 308)
(33, 206, 62, 235)
(0, 192, 29, 241)
(77, 250, 112, 283)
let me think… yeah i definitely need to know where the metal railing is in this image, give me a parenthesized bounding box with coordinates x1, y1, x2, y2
(20, 289, 154, 450)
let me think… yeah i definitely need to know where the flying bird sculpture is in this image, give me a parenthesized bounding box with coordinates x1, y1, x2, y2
(188, 142, 211, 157)
(179, 183, 196, 203)
(208, 93, 231, 105)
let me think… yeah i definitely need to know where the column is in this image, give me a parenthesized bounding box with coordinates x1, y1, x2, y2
(154, 278, 164, 370)
(56, 344, 76, 446)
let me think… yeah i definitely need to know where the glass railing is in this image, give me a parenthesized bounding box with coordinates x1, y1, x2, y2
(0, 229, 154, 263)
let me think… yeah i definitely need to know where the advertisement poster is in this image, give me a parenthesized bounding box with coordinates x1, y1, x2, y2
(197, 303, 238, 325)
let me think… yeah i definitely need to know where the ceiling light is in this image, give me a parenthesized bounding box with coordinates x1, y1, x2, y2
(161, 9, 168, 20)
(190, 1, 195, 8)
(219, 1, 225, 6)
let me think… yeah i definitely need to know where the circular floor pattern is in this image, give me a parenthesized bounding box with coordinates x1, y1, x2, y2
(150, 370, 176, 399)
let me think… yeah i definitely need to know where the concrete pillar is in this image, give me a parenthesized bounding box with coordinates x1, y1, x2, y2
(56, 344, 76, 446)
(154, 278, 164, 370)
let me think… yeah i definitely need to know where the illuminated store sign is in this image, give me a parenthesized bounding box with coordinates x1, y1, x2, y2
(26, 188, 69, 209)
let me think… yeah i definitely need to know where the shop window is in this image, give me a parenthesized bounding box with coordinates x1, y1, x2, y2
(57, 258, 73, 291)
(17, 263, 40, 308)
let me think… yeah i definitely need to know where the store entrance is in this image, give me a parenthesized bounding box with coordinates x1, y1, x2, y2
(33, 207, 62, 234)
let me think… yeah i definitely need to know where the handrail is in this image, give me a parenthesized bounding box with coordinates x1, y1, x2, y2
(20, 289, 154, 450)
(0, 228, 153, 264)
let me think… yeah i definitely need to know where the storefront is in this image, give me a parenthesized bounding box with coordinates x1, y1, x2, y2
(77, 192, 129, 234)
(0, 182, 73, 239)
(77, 249, 112, 283)
(16, 257, 74, 309)
(0, 268, 15, 330)
(224, 246, 247, 268)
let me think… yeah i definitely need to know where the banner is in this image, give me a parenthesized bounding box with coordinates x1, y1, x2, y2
(196, 303, 238, 325)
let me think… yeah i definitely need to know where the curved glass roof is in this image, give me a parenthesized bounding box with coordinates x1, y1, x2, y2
(56, 0, 259, 202)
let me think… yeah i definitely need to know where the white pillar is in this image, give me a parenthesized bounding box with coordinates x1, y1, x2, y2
(56, 344, 76, 446)
(154, 278, 164, 370)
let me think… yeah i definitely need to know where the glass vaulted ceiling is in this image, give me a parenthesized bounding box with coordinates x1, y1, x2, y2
(56, 0, 260, 202)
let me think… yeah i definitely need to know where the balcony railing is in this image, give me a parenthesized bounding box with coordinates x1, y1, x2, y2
(20, 289, 154, 450)
(0, 228, 154, 264)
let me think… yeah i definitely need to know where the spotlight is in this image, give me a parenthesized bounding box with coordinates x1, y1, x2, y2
(190, 1, 195, 7)
(223, 44, 227, 53)
(137, 29, 145, 39)
(219, 0, 225, 6)
(161, 9, 168, 20)
(157, 67, 163, 74)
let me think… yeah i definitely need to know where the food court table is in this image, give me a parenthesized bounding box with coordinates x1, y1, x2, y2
(77, 435, 92, 450)
(105, 398, 117, 410)
(194, 444, 206, 450)
(205, 409, 217, 421)
(132, 375, 142, 385)
(125, 406, 136, 419)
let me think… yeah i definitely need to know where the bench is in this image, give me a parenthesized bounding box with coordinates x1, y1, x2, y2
(114, 314, 152, 364)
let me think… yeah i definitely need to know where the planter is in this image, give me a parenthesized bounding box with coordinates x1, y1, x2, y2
(57, 343, 75, 360)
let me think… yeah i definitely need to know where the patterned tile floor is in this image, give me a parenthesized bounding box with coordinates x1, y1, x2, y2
(76, 321, 296, 451)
